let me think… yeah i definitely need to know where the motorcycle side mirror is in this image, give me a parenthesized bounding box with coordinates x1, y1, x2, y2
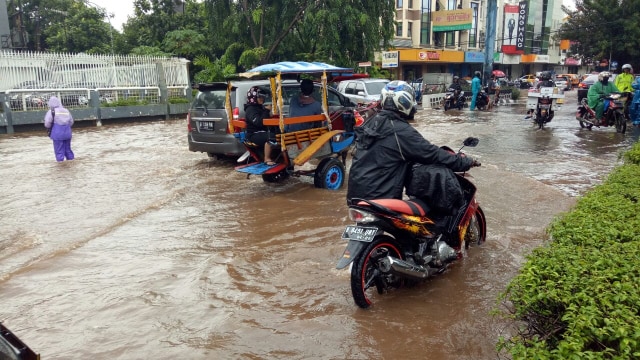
(463, 137, 479, 147)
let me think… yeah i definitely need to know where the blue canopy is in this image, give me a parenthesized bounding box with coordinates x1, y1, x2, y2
(246, 61, 353, 74)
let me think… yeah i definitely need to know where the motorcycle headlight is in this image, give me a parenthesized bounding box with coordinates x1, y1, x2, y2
(348, 208, 378, 223)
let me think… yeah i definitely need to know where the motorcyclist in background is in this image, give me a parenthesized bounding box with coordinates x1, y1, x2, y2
(448, 76, 462, 93)
(526, 71, 555, 119)
(614, 64, 634, 120)
(536, 71, 555, 88)
(587, 71, 619, 124)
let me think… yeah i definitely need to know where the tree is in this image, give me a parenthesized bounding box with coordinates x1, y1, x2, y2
(557, 0, 640, 68)
(162, 29, 207, 59)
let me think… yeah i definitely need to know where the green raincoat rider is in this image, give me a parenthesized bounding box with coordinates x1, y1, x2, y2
(587, 71, 619, 122)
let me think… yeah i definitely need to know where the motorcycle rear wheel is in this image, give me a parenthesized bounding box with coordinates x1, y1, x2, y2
(350, 235, 404, 309)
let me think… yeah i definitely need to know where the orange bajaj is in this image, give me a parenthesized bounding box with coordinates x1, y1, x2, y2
(227, 61, 367, 190)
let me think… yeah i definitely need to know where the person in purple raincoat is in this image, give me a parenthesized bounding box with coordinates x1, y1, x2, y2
(44, 96, 75, 161)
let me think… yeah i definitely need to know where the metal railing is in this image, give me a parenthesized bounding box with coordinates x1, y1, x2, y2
(0, 50, 189, 92)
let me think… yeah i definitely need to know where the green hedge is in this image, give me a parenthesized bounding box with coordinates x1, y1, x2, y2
(497, 142, 640, 359)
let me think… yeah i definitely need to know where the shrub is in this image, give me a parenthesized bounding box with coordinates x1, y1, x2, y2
(168, 97, 190, 104)
(102, 98, 151, 107)
(511, 88, 521, 100)
(497, 142, 640, 359)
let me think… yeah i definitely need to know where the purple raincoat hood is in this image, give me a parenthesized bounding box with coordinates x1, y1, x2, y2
(48, 96, 62, 109)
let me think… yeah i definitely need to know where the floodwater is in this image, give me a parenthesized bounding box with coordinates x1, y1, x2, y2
(1, 90, 638, 359)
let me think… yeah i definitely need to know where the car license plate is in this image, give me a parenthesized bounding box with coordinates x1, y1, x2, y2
(341, 225, 378, 242)
(199, 121, 215, 131)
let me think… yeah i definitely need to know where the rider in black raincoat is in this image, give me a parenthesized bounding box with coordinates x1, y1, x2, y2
(346, 81, 478, 203)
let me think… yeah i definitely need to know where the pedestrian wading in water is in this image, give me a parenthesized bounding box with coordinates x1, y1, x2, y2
(44, 96, 75, 162)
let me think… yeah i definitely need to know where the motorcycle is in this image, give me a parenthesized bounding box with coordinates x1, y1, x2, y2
(475, 88, 490, 110)
(525, 86, 564, 129)
(576, 92, 627, 134)
(443, 88, 465, 111)
(336, 137, 486, 309)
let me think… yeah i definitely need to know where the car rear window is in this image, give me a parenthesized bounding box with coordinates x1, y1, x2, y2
(192, 89, 227, 109)
(364, 82, 388, 95)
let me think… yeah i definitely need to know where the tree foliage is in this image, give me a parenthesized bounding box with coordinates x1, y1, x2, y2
(5, 0, 396, 80)
(557, 0, 640, 67)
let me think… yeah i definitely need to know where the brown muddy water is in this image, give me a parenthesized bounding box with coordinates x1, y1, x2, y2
(1, 90, 638, 359)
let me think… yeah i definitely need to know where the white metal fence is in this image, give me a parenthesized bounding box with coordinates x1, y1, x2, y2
(1, 51, 189, 111)
(0, 50, 189, 91)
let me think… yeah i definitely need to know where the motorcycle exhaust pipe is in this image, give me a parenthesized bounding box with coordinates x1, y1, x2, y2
(379, 256, 433, 280)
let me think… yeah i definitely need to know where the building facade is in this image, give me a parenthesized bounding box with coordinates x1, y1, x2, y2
(381, 0, 586, 82)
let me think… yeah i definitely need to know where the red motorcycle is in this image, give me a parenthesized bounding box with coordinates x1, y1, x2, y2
(576, 92, 628, 134)
(336, 137, 486, 309)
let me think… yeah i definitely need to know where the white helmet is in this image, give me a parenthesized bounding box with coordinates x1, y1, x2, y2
(381, 80, 415, 117)
(598, 71, 612, 81)
(622, 64, 632, 71)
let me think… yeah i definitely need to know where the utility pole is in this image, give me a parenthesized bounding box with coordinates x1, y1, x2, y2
(483, 0, 497, 85)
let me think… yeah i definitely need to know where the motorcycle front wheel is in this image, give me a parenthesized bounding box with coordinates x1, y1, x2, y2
(350, 235, 404, 309)
(614, 111, 627, 134)
(578, 116, 593, 130)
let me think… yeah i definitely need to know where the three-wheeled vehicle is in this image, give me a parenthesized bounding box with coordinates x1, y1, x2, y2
(227, 61, 366, 190)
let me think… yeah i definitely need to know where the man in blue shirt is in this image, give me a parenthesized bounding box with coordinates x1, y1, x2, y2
(286, 79, 324, 132)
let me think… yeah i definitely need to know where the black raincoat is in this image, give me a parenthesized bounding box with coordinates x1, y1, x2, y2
(346, 110, 474, 202)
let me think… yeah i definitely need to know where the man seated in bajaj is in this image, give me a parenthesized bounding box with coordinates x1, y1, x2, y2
(285, 78, 324, 132)
(587, 71, 619, 125)
(346, 80, 480, 209)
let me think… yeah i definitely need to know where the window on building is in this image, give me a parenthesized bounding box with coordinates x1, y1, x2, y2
(409, 0, 413, 8)
(408, 22, 412, 39)
(420, 0, 431, 46)
(396, 21, 403, 37)
(446, 32, 455, 47)
(468, 2, 478, 47)
(397, 0, 403, 8)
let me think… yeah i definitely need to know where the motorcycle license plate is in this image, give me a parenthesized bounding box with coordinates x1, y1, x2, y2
(538, 104, 550, 109)
(341, 226, 377, 242)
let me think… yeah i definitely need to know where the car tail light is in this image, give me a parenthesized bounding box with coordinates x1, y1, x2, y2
(187, 112, 192, 132)
(233, 107, 239, 120)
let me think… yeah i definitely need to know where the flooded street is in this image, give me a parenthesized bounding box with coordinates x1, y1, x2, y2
(1, 90, 638, 359)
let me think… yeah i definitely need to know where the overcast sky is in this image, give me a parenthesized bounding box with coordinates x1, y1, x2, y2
(94, 0, 579, 33)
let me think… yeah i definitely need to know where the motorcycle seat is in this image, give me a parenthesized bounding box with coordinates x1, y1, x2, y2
(358, 199, 427, 217)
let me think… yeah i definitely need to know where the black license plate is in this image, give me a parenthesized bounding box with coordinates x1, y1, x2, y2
(199, 121, 215, 131)
(341, 225, 378, 242)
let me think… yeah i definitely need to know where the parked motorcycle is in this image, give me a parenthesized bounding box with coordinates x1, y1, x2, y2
(336, 137, 486, 309)
(443, 88, 465, 111)
(576, 92, 627, 134)
(475, 88, 490, 110)
(526, 86, 564, 129)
